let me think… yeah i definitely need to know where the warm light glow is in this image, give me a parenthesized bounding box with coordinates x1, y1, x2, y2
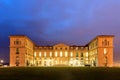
(50, 52, 52, 57)
(86, 61, 88, 64)
(60, 51, 62, 57)
(44, 52, 46, 57)
(76, 47, 78, 50)
(65, 51, 68, 57)
(104, 48, 107, 54)
(69, 58, 73, 65)
(86, 52, 88, 57)
(39, 52, 41, 57)
(70, 52, 73, 57)
(55, 61, 57, 64)
(0, 60, 4, 63)
(55, 52, 57, 57)
(9, 34, 114, 67)
(86, 58, 88, 60)
(34, 52, 36, 57)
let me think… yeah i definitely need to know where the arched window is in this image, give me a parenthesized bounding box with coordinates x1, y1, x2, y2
(105, 39, 107, 46)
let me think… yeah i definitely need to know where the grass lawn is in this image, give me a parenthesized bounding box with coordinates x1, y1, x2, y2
(0, 67, 120, 80)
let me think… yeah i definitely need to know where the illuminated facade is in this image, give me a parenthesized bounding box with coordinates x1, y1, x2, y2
(10, 35, 114, 67)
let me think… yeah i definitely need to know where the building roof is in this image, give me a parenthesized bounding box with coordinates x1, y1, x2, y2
(85, 35, 114, 46)
(9, 35, 114, 47)
(9, 35, 37, 46)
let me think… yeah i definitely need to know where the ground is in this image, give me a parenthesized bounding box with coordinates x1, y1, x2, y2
(0, 67, 120, 80)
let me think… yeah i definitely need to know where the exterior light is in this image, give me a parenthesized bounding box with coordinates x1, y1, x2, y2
(44, 52, 46, 57)
(104, 48, 107, 54)
(70, 52, 73, 57)
(60, 51, 62, 57)
(0, 60, 4, 66)
(55, 52, 57, 57)
(39, 52, 41, 57)
(86, 52, 88, 57)
(50, 52, 52, 57)
(0, 60, 4, 63)
(34, 52, 36, 57)
(65, 51, 68, 57)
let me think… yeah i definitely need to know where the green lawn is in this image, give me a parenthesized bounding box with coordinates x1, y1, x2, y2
(0, 67, 120, 80)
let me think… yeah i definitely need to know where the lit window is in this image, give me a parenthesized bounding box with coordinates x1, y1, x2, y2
(86, 61, 88, 64)
(44, 52, 46, 57)
(76, 47, 78, 50)
(86, 52, 88, 57)
(104, 48, 107, 54)
(65, 51, 68, 57)
(81, 47, 83, 50)
(50, 52, 52, 57)
(60, 51, 62, 57)
(86, 58, 88, 60)
(39, 52, 41, 57)
(34, 52, 36, 57)
(70, 52, 73, 57)
(55, 52, 57, 57)
(55, 61, 57, 64)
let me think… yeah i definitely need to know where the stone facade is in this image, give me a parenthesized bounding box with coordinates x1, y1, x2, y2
(9, 35, 114, 67)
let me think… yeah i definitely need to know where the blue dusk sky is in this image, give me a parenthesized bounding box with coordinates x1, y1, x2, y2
(0, 0, 120, 63)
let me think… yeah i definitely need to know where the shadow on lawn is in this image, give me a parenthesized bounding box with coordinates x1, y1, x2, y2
(0, 67, 120, 80)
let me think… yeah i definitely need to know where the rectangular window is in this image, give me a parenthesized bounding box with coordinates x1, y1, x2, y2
(55, 52, 57, 57)
(65, 51, 68, 57)
(108, 41, 109, 46)
(16, 40, 19, 45)
(60, 51, 62, 57)
(16, 60, 20, 66)
(65, 48, 67, 50)
(34, 52, 36, 57)
(50, 52, 52, 57)
(81, 53, 83, 57)
(76, 52, 78, 57)
(70, 52, 73, 57)
(39, 52, 41, 57)
(81, 47, 83, 50)
(16, 48, 19, 54)
(14, 41, 16, 45)
(16, 56, 19, 58)
(86, 52, 88, 57)
(44, 52, 46, 57)
(104, 48, 107, 54)
(76, 47, 78, 50)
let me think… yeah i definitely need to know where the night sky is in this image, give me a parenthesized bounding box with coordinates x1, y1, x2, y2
(0, 0, 120, 63)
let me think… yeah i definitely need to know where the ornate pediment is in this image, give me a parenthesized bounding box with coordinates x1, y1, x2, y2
(54, 43, 69, 47)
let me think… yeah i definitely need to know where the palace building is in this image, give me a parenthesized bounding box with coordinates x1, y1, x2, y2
(9, 35, 114, 67)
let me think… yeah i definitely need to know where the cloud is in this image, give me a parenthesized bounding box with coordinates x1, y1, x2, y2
(0, 0, 120, 62)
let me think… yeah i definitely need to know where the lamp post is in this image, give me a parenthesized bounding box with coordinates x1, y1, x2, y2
(0, 60, 4, 66)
